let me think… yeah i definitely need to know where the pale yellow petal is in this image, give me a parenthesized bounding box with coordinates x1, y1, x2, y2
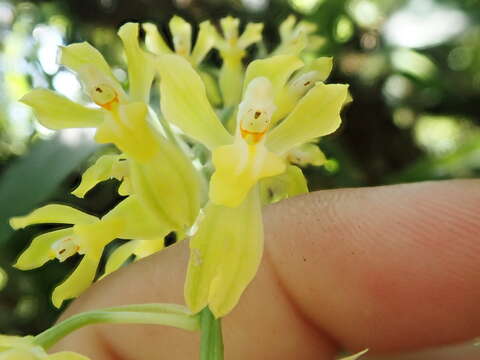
(243, 55, 304, 106)
(118, 23, 156, 103)
(169, 16, 192, 57)
(157, 54, 232, 149)
(185, 188, 263, 317)
(191, 21, 217, 66)
(73, 218, 121, 256)
(133, 238, 165, 258)
(260, 164, 308, 204)
(14, 228, 73, 270)
(49, 351, 91, 360)
(59, 42, 115, 82)
(209, 140, 286, 207)
(52, 254, 101, 308)
(129, 145, 201, 231)
(273, 57, 333, 122)
(20, 89, 104, 130)
(300, 57, 333, 81)
(102, 196, 171, 240)
(94, 102, 157, 161)
(220, 16, 240, 43)
(0, 348, 38, 360)
(10, 205, 97, 229)
(102, 241, 137, 277)
(286, 143, 327, 167)
(142, 23, 172, 55)
(266, 83, 349, 154)
(279, 15, 296, 41)
(237, 22, 263, 49)
(72, 154, 123, 198)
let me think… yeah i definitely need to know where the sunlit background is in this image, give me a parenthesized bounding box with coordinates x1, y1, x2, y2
(0, 0, 479, 334)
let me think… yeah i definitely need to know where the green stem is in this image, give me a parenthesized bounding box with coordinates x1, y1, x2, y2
(33, 304, 200, 350)
(199, 307, 224, 360)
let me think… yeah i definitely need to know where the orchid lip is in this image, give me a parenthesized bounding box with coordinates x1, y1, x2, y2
(240, 127, 267, 143)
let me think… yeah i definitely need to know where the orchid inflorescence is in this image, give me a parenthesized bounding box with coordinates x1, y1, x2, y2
(5, 15, 364, 360)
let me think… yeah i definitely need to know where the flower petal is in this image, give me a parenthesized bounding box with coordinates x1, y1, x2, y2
(266, 83, 349, 154)
(185, 188, 263, 317)
(169, 16, 192, 57)
(94, 102, 157, 161)
(157, 54, 232, 149)
(72, 154, 124, 198)
(300, 57, 333, 82)
(133, 238, 165, 258)
(49, 351, 91, 360)
(59, 42, 115, 82)
(103, 241, 137, 277)
(14, 228, 73, 270)
(102, 196, 172, 240)
(191, 21, 217, 66)
(210, 140, 286, 207)
(128, 144, 201, 231)
(237, 23, 263, 49)
(142, 23, 172, 55)
(20, 89, 104, 130)
(10, 205, 97, 229)
(118, 23, 156, 103)
(52, 254, 101, 308)
(286, 143, 327, 167)
(260, 164, 308, 204)
(219, 16, 240, 43)
(243, 55, 303, 107)
(273, 57, 333, 123)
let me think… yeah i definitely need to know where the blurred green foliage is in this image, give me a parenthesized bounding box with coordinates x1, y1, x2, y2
(0, 0, 478, 334)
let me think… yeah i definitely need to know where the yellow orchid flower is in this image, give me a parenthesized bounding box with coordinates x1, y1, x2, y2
(10, 195, 182, 307)
(10, 205, 120, 307)
(157, 53, 348, 316)
(143, 16, 217, 67)
(215, 16, 263, 106)
(273, 15, 325, 56)
(71, 154, 131, 198)
(0, 335, 89, 360)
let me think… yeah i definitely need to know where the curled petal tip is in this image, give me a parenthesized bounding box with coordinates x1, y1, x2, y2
(9, 217, 24, 230)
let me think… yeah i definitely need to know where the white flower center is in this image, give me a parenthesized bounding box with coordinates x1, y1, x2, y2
(237, 77, 276, 144)
(51, 236, 80, 262)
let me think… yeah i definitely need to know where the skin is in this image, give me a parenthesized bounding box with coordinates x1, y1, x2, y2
(52, 179, 480, 360)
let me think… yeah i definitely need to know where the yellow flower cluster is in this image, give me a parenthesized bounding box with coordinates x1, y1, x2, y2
(12, 15, 348, 319)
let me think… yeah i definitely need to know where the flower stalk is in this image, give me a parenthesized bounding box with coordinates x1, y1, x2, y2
(199, 307, 224, 360)
(33, 304, 199, 350)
